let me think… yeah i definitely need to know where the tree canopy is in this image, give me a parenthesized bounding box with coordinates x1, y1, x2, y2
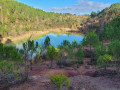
(100, 16, 120, 41)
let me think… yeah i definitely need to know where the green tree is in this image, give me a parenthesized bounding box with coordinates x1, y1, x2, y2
(91, 11, 97, 18)
(100, 16, 120, 41)
(58, 40, 71, 51)
(19, 40, 38, 73)
(72, 39, 78, 48)
(62, 40, 71, 48)
(28, 40, 38, 70)
(0, 44, 22, 62)
(108, 40, 120, 71)
(58, 40, 74, 60)
(75, 47, 84, 64)
(82, 31, 99, 50)
(97, 54, 112, 70)
(50, 73, 70, 90)
(46, 46, 59, 68)
(93, 43, 106, 60)
(19, 41, 30, 80)
(82, 31, 99, 58)
(34, 44, 43, 64)
(44, 36, 50, 49)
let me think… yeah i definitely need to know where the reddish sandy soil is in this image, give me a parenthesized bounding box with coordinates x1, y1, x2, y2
(10, 59, 120, 90)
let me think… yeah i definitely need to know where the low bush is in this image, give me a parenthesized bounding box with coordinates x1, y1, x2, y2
(50, 73, 70, 90)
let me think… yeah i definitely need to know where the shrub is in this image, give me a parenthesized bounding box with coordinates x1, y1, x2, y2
(50, 73, 70, 90)
(8, 16, 16, 23)
(25, 25, 30, 31)
(0, 60, 23, 80)
(97, 54, 112, 70)
(0, 44, 22, 62)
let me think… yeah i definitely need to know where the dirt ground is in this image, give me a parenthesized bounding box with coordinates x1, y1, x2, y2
(9, 59, 120, 90)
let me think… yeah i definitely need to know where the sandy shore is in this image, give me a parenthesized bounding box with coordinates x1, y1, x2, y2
(1, 28, 75, 44)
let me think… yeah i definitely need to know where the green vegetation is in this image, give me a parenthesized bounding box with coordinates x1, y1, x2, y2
(90, 10, 100, 18)
(0, 0, 87, 37)
(100, 16, 120, 41)
(109, 3, 120, 12)
(0, 2, 120, 89)
(28, 40, 38, 70)
(79, 3, 120, 34)
(46, 46, 59, 68)
(0, 60, 22, 79)
(108, 40, 120, 71)
(90, 11, 97, 18)
(0, 43, 23, 84)
(44, 36, 51, 49)
(0, 43, 22, 61)
(93, 43, 106, 62)
(82, 31, 99, 50)
(75, 47, 84, 65)
(82, 30, 99, 60)
(57, 40, 84, 68)
(50, 73, 70, 90)
(72, 40, 78, 48)
(34, 44, 43, 64)
(97, 54, 112, 70)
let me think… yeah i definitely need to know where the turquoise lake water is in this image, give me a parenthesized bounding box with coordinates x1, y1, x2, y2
(16, 33, 83, 49)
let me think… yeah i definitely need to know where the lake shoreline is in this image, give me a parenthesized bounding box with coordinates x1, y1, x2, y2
(1, 28, 80, 44)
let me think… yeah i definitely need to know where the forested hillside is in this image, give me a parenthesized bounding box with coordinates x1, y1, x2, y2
(100, 16, 120, 41)
(0, 0, 88, 37)
(0, 0, 120, 38)
(79, 3, 120, 34)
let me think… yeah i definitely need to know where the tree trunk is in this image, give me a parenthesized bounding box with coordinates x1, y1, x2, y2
(30, 60, 32, 71)
(104, 66, 106, 71)
(25, 60, 28, 80)
(24, 53, 28, 80)
(50, 59, 53, 68)
(34, 55, 38, 64)
(30, 54, 33, 71)
(116, 58, 119, 73)
(90, 45, 92, 60)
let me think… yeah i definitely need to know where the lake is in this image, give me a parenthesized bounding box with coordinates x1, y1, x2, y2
(16, 32, 84, 49)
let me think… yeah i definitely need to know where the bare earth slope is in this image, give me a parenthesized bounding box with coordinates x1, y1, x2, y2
(10, 61, 120, 90)
(10, 75, 120, 90)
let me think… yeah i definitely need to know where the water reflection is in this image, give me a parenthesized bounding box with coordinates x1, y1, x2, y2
(16, 33, 83, 49)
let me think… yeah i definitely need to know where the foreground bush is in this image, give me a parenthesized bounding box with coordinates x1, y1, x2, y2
(50, 73, 70, 90)
(0, 60, 24, 84)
